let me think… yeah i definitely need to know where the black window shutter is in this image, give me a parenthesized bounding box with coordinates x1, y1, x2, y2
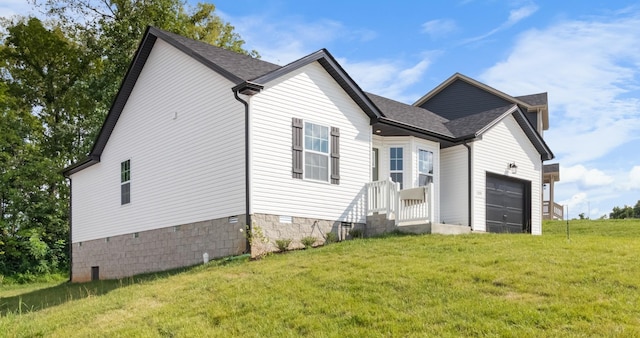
(330, 127, 340, 184)
(292, 118, 303, 179)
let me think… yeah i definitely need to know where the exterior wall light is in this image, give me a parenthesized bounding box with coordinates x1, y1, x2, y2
(508, 162, 518, 174)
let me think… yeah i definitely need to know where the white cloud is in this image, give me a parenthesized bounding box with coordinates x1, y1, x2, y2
(480, 10, 640, 165)
(337, 55, 434, 102)
(559, 192, 587, 213)
(218, 10, 434, 102)
(462, 3, 538, 44)
(506, 4, 539, 26)
(625, 166, 640, 190)
(220, 13, 376, 65)
(560, 164, 614, 188)
(422, 19, 457, 39)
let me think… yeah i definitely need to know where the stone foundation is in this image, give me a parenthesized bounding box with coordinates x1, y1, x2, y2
(251, 213, 365, 256)
(72, 215, 246, 282)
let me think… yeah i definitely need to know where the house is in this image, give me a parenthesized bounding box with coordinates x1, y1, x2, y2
(63, 27, 558, 282)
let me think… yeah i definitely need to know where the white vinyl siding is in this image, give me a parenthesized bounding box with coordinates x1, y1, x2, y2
(471, 115, 543, 234)
(440, 145, 469, 226)
(70, 39, 245, 242)
(250, 62, 371, 223)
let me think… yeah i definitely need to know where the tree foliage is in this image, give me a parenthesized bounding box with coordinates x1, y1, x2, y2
(609, 200, 640, 219)
(1, 1, 255, 280)
(31, 0, 258, 113)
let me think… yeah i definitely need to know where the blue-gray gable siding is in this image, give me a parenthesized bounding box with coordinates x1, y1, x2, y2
(526, 111, 538, 128)
(419, 79, 512, 120)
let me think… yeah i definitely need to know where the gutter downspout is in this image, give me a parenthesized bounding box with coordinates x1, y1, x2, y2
(233, 90, 252, 254)
(462, 141, 472, 229)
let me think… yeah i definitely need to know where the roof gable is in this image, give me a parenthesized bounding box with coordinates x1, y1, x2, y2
(416, 77, 514, 121)
(247, 48, 382, 121)
(414, 73, 534, 108)
(414, 73, 549, 130)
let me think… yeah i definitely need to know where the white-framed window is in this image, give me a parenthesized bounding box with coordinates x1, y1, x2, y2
(304, 122, 329, 181)
(121, 159, 131, 205)
(389, 147, 403, 189)
(418, 149, 433, 186)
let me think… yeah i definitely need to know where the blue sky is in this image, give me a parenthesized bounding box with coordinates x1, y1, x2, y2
(3, 0, 640, 218)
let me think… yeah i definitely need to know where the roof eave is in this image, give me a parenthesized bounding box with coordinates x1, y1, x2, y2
(62, 155, 100, 177)
(377, 117, 456, 142)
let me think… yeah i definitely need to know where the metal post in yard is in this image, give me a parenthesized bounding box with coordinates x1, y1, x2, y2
(566, 205, 570, 242)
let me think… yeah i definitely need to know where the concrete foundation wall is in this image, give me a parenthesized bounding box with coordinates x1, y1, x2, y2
(252, 213, 365, 256)
(365, 213, 397, 236)
(71, 216, 246, 282)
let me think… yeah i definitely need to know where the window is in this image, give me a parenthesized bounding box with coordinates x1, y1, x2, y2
(418, 149, 434, 186)
(121, 159, 130, 205)
(292, 118, 339, 184)
(304, 122, 329, 181)
(389, 147, 403, 189)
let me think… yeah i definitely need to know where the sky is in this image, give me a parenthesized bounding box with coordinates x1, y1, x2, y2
(3, 0, 640, 219)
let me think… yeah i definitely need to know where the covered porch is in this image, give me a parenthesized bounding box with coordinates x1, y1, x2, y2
(365, 178, 470, 235)
(543, 163, 563, 220)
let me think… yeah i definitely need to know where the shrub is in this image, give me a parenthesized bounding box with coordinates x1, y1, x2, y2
(349, 229, 364, 239)
(274, 239, 292, 252)
(300, 236, 316, 249)
(324, 232, 338, 245)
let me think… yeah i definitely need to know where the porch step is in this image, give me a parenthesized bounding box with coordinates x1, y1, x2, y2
(431, 223, 471, 235)
(396, 222, 471, 235)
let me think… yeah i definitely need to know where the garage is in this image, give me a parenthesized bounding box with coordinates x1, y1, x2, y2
(486, 173, 531, 233)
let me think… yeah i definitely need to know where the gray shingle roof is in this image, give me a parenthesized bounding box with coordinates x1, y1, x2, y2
(515, 92, 547, 106)
(156, 29, 281, 82)
(444, 105, 515, 137)
(366, 92, 523, 140)
(365, 92, 454, 138)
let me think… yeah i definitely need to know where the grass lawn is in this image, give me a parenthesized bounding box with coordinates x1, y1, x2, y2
(1, 219, 640, 337)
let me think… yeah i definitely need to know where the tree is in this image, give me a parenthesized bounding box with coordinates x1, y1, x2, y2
(0, 18, 94, 277)
(1, 17, 102, 161)
(0, 2, 257, 278)
(32, 0, 258, 114)
(609, 204, 636, 219)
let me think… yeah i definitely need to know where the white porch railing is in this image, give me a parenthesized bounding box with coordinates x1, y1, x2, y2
(367, 178, 399, 217)
(367, 179, 433, 225)
(397, 184, 434, 224)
